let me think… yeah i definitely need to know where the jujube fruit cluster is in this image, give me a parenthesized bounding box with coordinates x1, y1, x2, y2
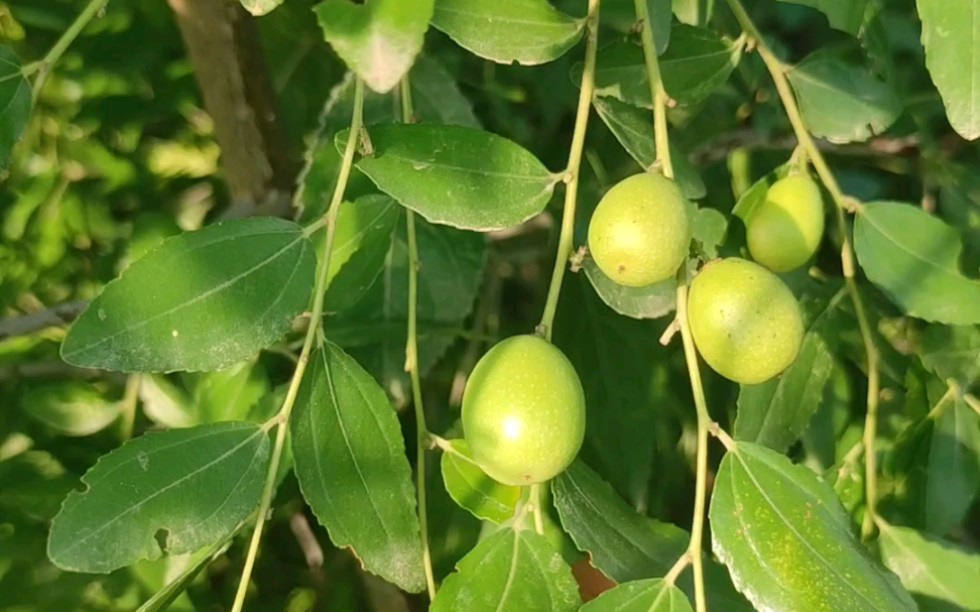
(746, 174, 825, 272)
(461, 334, 586, 486)
(688, 258, 804, 384)
(588, 172, 691, 287)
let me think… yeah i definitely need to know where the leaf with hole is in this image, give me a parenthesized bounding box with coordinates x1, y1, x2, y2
(431, 0, 585, 65)
(47, 422, 269, 573)
(61, 217, 316, 373)
(430, 527, 579, 611)
(315, 0, 434, 93)
(854, 201, 980, 325)
(709, 442, 917, 611)
(341, 123, 557, 231)
(291, 342, 426, 593)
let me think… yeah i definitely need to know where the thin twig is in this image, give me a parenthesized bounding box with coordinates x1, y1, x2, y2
(0, 300, 88, 341)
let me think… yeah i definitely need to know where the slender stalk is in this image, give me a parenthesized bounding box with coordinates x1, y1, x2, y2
(675, 271, 710, 612)
(31, 0, 108, 99)
(725, 0, 882, 541)
(231, 78, 366, 612)
(399, 77, 438, 600)
(965, 393, 980, 418)
(663, 551, 691, 586)
(118, 374, 140, 442)
(538, 0, 601, 341)
(633, 0, 674, 178)
(530, 483, 545, 535)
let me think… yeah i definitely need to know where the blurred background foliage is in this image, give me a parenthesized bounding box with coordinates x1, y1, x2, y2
(0, 0, 977, 610)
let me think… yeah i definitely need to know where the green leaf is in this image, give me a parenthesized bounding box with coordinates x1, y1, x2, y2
(552, 461, 751, 610)
(602, 0, 672, 54)
(0, 46, 31, 171)
(735, 332, 833, 452)
(787, 50, 901, 144)
(315, 0, 434, 93)
(583, 256, 676, 320)
(709, 442, 917, 611)
(917, 0, 980, 140)
(47, 422, 270, 573)
(323, 194, 400, 312)
(22, 382, 120, 437)
(135, 533, 237, 612)
(440, 439, 521, 524)
(330, 214, 485, 405)
(139, 374, 195, 429)
(345, 123, 557, 231)
(431, 0, 585, 65)
(590, 26, 740, 108)
(591, 96, 706, 200)
(775, 0, 868, 35)
(731, 165, 789, 221)
(431, 527, 580, 612)
(61, 218, 316, 373)
(854, 201, 980, 325)
(918, 324, 980, 386)
(877, 521, 980, 612)
(581, 579, 693, 612)
(692, 207, 727, 258)
(291, 342, 426, 593)
(188, 358, 269, 423)
(408, 55, 482, 129)
(239, 0, 283, 16)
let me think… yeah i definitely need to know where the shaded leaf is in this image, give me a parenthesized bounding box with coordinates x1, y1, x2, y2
(291, 342, 425, 593)
(135, 533, 237, 612)
(692, 207, 727, 258)
(854, 201, 980, 325)
(431, 527, 579, 611)
(22, 382, 120, 437)
(592, 95, 706, 199)
(877, 520, 980, 612)
(787, 50, 901, 144)
(345, 123, 557, 231)
(48, 422, 269, 573)
(61, 218, 316, 373)
(323, 194, 400, 312)
(552, 461, 751, 610)
(581, 579, 693, 612)
(709, 442, 917, 611)
(315, 0, 434, 93)
(0, 46, 30, 171)
(735, 332, 833, 452)
(776, 0, 868, 35)
(917, 0, 980, 139)
(431, 0, 585, 65)
(918, 324, 980, 386)
(583, 256, 675, 320)
(187, 359, 269, 423)
(440, 439, 521, 524)
(139, 375, 194, 429)
(601, 0, 671, 54)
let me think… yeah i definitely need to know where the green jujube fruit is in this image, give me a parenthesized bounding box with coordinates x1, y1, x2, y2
(747, 174, 825, 272)
(687, 258, 804, 384)
(588, 172, 691, 287)
(461, 335, 586, 486)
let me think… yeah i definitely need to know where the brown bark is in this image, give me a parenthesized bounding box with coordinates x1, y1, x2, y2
(167, 0, 296, 218)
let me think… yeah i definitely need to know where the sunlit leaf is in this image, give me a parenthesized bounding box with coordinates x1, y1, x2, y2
(291, 342, 425, 593)
(48, 422, 269, 573)
(440, 439, 521, 524)
(917, 0, 980, 139)
(239, 0, 283, 16)
(431, 527, 579, 611)
(431, 0, 585, 65)
(854, 201, 980, 325)
(709, 442, 917, 611)
(344, 123, 558, 231)
(22, 382, 120, 437)
(315, 0, 434, 93)
(787, 49, 901, 144)
(61, 218, 316, 373)
(581, 579, 693, 612)
(583, 256, 676, 320)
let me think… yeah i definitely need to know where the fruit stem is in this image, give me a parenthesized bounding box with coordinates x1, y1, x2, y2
(31, 0, 108, 100)
(231, 77, 366, 612)
(530, 483, 546, 535)
(675, 269, 711, 612)
(633, 0, 674, 179)
(538, 0, 601, 341)
(725, 0, 882, 542)
(399, 76, 439, 601)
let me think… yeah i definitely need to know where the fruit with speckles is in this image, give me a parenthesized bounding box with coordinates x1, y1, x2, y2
(746, 174, 825, 272)
(588, 172, 691, 287)
(687, 258, 804, 384)
(461, 334, 585, 486)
